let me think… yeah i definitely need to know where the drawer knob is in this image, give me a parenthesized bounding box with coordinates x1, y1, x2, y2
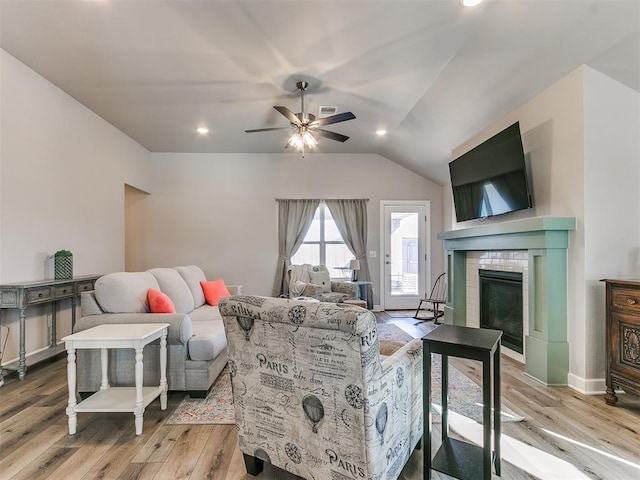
(63, 289, 67, 293)
(38, 293, 43, 298)
(627, 298, 637, 305)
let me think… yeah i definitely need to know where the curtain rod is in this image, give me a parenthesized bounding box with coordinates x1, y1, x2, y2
(275, 198, 369, 202)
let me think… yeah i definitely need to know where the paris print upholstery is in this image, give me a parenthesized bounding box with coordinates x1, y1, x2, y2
(219, 295, 423, 480)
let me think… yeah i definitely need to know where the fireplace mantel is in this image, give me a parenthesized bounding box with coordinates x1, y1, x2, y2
(438, 216, 576, 250)
(437, 216, 576, 385)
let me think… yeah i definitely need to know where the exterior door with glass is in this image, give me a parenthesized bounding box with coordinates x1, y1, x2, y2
(381, 202, 429, 310)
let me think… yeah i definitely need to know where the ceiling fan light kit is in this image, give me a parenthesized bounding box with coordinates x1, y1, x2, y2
(245, 80, 356, 157)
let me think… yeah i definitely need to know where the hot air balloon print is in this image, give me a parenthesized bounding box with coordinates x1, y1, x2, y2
(236, 316, 254, 341)
(302, 394, 325, 433)
(376, 402, 388, 445)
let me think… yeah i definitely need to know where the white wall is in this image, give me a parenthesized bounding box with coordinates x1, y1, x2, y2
(447, 67, 585, 225)
(444, 66, 640, 392)
(583, 66, 640, 384)
(0, 50, 151, 364)
(140, 152, 443, 306)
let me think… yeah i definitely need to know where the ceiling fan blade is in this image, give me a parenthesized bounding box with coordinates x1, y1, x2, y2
(315, 129, 350, 143)
(274, 106, 302, 126)
(310, 111, 356, 127)
(245, 127, 291, 133)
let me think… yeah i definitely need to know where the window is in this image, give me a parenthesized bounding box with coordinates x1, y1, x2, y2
(291, 203, 353, 278)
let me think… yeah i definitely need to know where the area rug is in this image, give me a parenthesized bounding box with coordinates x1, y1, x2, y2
(164, 324, 523, 425)
(164, 366, 235, 425)
(429, 354, 524, 424)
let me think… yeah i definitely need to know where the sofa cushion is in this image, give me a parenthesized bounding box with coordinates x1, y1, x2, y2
(189, 304, 222, 322)
(95, 272, 159, 313)
(201, 279, 231, 306)
(148, 267, 195, 314)
(148, 288, 176, 314)
(175, 265, 207, 308)
(188, 318, 227, 361)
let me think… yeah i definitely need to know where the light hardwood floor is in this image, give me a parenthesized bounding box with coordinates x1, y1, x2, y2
(1, 312, 639, 480)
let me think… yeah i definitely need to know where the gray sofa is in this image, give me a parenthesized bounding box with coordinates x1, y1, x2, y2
(75, 265, 238, 397)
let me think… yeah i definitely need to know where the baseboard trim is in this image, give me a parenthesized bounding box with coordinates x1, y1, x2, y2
(567, 373, 606, 395)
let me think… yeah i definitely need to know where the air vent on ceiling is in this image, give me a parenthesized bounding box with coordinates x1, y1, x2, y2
(318, 106, 338, 118)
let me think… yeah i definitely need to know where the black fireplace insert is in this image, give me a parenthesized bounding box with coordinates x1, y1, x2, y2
(479, 269, 523, 354)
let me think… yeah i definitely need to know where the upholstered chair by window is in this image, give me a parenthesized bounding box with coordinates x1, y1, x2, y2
(219, 295, 423, 480)
(287, 264, 358, 303)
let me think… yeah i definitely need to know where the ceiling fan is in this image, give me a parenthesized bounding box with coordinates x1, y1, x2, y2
(245, 81, 356, 156)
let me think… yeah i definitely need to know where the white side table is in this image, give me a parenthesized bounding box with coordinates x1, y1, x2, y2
(62, 323, 169, 436)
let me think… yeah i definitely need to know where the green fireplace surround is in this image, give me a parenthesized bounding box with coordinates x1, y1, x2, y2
(437, 216, 576, 385)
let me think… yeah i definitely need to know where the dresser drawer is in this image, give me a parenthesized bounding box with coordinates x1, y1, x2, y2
(611, 286, 640, 313)
(26, 287, 53, 304)
(55, 284, 74, 298)
(76, 280, 95, 294)
(0, 289, 19, 308)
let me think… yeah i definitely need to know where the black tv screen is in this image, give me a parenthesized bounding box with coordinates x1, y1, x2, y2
(449, 122, 532, 222)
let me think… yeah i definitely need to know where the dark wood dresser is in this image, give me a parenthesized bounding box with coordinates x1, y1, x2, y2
(602, 279, 640, 405)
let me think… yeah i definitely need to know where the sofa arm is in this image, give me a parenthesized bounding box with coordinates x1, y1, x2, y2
(331, 281, 358, 297)
(365, 339, 423, 477)
(74, 312, 193, 345)
(300, 283, 323, 298)
(81, 291, 103, 316)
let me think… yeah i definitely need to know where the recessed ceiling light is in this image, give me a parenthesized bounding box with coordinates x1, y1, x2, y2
(196, 127, 209, 135)
(376, 129, 387, 136)
(462, 0, 483, 6)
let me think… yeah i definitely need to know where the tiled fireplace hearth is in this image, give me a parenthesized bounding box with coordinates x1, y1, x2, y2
(438, 217, 576, 385)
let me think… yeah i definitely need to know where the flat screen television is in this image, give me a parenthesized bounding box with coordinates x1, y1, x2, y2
(449, 122, 532, 222)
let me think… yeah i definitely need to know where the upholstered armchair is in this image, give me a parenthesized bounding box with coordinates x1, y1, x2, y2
(287, 264, 358, 303)
(219, 295, 423, 480)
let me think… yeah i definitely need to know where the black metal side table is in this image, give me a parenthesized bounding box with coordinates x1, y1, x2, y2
(423, 324, 502, 480)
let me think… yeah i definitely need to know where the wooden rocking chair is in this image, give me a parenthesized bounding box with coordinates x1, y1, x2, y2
(413, 272, 447, 323)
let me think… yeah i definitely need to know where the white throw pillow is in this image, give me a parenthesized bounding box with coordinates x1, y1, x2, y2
(309, 267, 331, 293)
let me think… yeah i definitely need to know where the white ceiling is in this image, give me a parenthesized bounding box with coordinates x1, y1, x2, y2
(1, 0, 638, 185)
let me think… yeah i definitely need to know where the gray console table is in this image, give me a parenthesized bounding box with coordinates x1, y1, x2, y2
(0, 275, 100, 383)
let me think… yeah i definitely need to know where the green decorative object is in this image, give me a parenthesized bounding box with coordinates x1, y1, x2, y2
(54, 250, 73, 279)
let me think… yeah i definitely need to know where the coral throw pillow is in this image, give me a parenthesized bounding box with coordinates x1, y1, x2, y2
(147, 288, 176, 314)
(201, 279, 231, 306)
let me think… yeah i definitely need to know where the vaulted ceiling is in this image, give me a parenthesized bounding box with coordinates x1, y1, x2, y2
(1, 0, 638, 184)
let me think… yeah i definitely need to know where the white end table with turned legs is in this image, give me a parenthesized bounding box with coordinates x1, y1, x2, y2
(62, 323, 169, 436)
